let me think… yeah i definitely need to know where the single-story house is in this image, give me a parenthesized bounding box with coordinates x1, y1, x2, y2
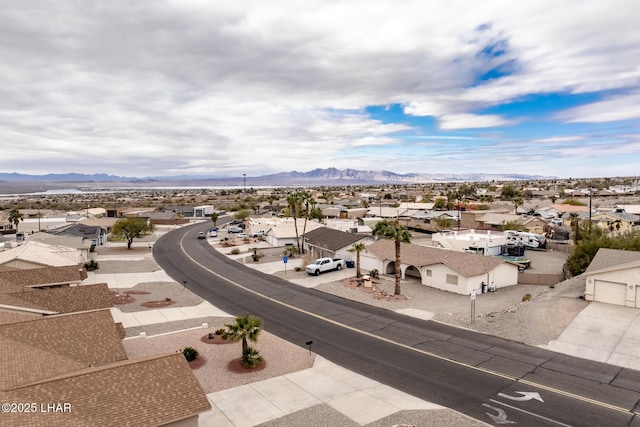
(303, 227, 370, 260)
(264, 221, 323, 247)
(48, 223, 108, 246)
(361, 239, 519, 295)
(590, 212, 640, 233)
(0, 241, 84, 269)
(584, 248, 640, 307)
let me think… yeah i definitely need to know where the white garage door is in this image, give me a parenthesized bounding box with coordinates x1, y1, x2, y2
(594, 280, 627, 306)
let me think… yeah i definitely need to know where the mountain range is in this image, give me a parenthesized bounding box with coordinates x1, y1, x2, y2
(0, 168, 553, 193)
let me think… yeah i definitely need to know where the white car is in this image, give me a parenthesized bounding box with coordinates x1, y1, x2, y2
(237, 232, 248, 238)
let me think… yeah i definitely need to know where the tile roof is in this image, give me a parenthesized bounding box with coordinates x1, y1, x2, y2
(304, 227, 366, 252)
(0, 241, 82, 268)
(2, 353, 211, 427)
(367, 239, 507, 277)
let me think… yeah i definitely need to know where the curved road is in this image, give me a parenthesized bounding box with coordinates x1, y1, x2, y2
(154, 221, 640, 426)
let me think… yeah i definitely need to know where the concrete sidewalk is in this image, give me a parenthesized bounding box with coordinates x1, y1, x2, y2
(200, 356, 485, 427)
(110, 301, 231, 328)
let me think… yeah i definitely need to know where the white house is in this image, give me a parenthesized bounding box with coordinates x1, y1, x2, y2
(361, 239, 519, 295)
(584, 248, 640, 307)
(430, 229, 507, 256)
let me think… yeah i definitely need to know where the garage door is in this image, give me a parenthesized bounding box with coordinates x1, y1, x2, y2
(636, 286, 640, 308)
(594, 280, 627, 306)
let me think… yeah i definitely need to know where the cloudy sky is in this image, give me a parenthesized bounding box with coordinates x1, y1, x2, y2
(2, 1, 639, 179)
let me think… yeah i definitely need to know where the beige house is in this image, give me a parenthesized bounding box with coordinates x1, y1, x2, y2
(361, 239, 519, 295)
(0, 240, 85, 269)
(584, 248, 640, 307)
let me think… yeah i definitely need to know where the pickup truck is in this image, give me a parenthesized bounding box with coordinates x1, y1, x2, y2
(305, 257, 345, 276)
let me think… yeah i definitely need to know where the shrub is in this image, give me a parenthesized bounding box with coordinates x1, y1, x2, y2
(182, 346, 199, 362)
(241, 347, 264, 368)
(230, 248, 240, 255)
(89, 244, 96, 253)
(83, 259, 99, 271)
(522, 293, 532, 302)
(215, 328, 226, 335)
(369, 269, 379, 279)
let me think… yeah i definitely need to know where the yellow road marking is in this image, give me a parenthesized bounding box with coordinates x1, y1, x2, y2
(180, 234, 638, 417)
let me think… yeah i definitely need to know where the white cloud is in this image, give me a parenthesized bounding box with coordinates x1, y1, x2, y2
(0, 1, 639, 177)
(438, 114, 512, 130)
(557, 91, 640, 123)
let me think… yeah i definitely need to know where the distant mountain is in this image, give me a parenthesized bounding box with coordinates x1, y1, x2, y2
(0, 169, 555, 193)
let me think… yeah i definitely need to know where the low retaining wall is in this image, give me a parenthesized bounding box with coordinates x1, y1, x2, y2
(518, 272, 564, 286)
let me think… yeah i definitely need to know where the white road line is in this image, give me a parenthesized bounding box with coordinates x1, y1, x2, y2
(489, 399, 574, 427)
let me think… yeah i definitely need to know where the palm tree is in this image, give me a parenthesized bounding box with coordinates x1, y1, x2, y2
(299, 191, 313, 254)
(348, 242, 366, 278)
(224, 315, 263, 367)
(287, 192, 302, 254)
(372, 220, 412, 296)
(8, 208, 24, 233)
(210, 212, 219, 227)
(569, 212, 580, 244)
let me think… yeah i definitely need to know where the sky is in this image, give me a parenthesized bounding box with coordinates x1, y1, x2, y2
(1, 0, 640, 179)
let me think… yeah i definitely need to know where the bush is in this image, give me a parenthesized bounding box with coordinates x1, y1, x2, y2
(230, 248, 240, 255)
(215, 328, 226, 335)
(369, 269, 379, 279)
(182, 346, 199, 362)
(241, 347, 263, 368)
(522, 293, 532, 302)
(89, 244, 96, 253)
(83, 259, 99, 271)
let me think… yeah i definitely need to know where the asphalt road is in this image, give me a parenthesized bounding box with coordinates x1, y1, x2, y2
(154, 221, 640, 427)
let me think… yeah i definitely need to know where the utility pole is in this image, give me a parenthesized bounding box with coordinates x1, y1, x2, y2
(243, 173, 247, 193)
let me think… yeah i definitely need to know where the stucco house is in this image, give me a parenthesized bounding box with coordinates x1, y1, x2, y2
(303, 227, 369, 260)
(0, 240, 85, 269)
(584, 248, 640, 307)
(361, 239, 519, 295)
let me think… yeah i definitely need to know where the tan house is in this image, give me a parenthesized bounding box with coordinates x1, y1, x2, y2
(361, 239, 519, 295)
(0, 241, 85, 269)
(584, 248, 640, 307)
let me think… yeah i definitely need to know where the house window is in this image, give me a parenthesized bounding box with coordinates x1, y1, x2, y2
(426, 269, 432, 277)
(446, 274, 458, 285)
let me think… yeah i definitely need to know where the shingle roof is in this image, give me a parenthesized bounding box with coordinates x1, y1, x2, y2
(0, 265, 87, 289)
(0, 283, 112, 314)
(304, 227, 365, 252)
(0, 310, 127, 391)
(585, 248, 640, 274)
(367, 239, 507, 277)
(2, 353, 211, 427)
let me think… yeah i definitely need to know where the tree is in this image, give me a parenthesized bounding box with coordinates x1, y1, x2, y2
(513, 197, 524, 214)
(287, 192, 302, 254)
(500, 184, 518, 200)
(434, 218, 453, 231)
(299, 191, 313, 254)
(433, 198, 446, 210)
(348, 242, 366, 278)
(210, 212, 219, 226)
(234, 209, 250, 221)
(111, 218, 154, 249)
(372, 220, 412, 296)
(8, 208, 23, 233)
(225, 314, 263, 368)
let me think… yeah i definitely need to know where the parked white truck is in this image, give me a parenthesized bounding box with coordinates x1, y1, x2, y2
(305, 257, 345, 276)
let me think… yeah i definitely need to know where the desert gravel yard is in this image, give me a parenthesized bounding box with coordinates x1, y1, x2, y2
(123, 327, 315, 393)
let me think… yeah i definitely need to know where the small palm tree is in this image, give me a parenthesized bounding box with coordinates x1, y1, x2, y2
(348, 242, 366, 278)
(372, 220, 412, 296)
(210, 212, 219, 226)
(8, 208, 24, 233)
(225, 315, 263, 367)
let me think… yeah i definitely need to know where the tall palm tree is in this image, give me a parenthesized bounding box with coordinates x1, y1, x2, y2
(8, 208, 23, 233)
(225, 314, 262, 355)
(372, 220, 412, 296)
(299, 191, 313, 254)
(287, 192, 302, 254)
(348, 242, 366, 278)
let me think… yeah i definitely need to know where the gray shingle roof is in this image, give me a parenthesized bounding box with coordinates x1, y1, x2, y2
(304, 227, 365, 252)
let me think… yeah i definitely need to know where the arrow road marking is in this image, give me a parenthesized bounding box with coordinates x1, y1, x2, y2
(482, 403, 516, 424)
(498, 391, 544, 403)
(490, 399, 573, 427)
